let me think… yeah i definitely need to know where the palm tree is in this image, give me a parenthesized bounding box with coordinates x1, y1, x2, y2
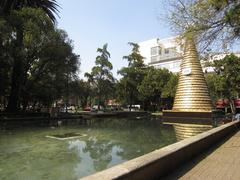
(0, 0, 59, 23)
(1, 0, 60, 112)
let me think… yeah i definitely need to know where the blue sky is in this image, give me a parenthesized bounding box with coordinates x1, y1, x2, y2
(57, 0, 173, 78)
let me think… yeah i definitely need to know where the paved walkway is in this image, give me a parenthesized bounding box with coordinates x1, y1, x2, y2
(165, 130, 240, 180)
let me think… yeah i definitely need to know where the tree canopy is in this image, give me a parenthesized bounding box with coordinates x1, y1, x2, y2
(205, 54, 240, 113)
(167, 0, 240, 49)
(0, 0, 60, 112)
(117, 43, 146, 110)
(85, 44, 115, 110)
(0, 6, 81, 112)
(0, 0, 59, 23)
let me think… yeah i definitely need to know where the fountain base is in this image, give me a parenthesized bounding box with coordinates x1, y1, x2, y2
(162, 110, 215, 125)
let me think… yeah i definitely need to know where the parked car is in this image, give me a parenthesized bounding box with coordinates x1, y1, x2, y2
(84, 106, 91, 111)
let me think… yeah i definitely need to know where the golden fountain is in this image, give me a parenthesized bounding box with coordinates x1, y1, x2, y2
(163, 33, 215, 139)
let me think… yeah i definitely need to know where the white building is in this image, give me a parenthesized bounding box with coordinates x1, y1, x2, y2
(138, 36, 183, 73)
(139, 36, 240, 73)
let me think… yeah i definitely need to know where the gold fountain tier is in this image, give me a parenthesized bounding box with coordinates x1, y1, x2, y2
(173, 35, 213, 112)
(163, 34, 214, 125)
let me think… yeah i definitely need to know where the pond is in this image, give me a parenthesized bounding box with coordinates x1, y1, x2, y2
(0, 118, 177, 179)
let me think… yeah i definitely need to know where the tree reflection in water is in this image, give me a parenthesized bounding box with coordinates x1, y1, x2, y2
(0, 117, 177, 179)
(67, 117, 177, 176)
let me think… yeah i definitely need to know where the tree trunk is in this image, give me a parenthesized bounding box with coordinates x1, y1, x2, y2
(230, 99, 236, 114)
(129, 93, 132, 112)
(22, 94, 29, 111)
(98, 93, 101, 111)
(6, 28, 24, 112)
(6, 58, 23, 112)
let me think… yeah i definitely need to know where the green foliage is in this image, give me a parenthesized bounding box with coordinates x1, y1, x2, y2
(168, 0, 240, 49)
(138, 67, 178, 111)
(205, 54, 240, 102)
(205, 54, 240, 113)
(162, 73, 178, 98)
(0, 17, 12, 100)
(117, 43, 145, 109)
(0, 0, 59, 112)
(205, 73, 226, 101)
(117, 42, 178, 111)
(0, 7, 80, 111)
(85, 44, 115, 109)
(0, 0, 59, 23)
(212, 54, 240, 98)
(68, 80, 91, 109)
(23, 29, 80, 107)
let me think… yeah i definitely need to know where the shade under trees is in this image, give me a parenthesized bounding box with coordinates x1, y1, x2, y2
(0, 0, 60, 112)
(0, 4, 81, 112)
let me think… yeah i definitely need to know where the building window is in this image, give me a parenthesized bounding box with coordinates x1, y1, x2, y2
(159, 47, 162, 55)
(164, 48, 169, 54)
(151, 46, 159, 56)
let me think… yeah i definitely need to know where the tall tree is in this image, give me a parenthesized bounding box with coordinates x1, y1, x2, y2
(0, 0, 59, 112)
(85, 44, 115, 110)
(22, 28, 80, 110)
(0, 17, 12, 109)
(0, 0, 59, 22)
(118, 43, 145, 110)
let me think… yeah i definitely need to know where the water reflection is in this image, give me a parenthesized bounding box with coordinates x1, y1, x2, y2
(65, 118, 177, 178)
(164, 122, 213, 141)
(0, 117, 178, 179)
(66, 118, 213, 178)
(0, 116, 215, 179)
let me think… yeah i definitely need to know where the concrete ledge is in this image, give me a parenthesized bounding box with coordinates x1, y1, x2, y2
(81, 120, 240, 180)
(81, 111, 150, 118)
(162, 110, 214, 125)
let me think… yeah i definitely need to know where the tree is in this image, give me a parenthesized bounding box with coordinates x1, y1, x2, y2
(118, 43, 145, 110)
(167, 0, 240, 50)
(162, 73, 178, 99)
(23, 28, 80, 110)
(0, 17, 12, 109)
(0, 9, 80, 111)
(0, 0, 59, 23)
(138, 67, 178, 111)
(205, 54, 240, 113)
(69, 80, 91, 109)
(85, 44, 115, 110)
(205, 73, 227, 102)
(0, 0, 59, 112)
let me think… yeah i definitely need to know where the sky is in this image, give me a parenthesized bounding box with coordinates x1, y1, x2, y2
(57, 0, 174, 79)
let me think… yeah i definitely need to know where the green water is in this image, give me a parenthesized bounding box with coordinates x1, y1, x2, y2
(0, 118, 177, 179)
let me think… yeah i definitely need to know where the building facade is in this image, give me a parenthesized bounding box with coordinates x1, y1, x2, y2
(138, 36, 240, 73)
(138, 36, 183, 73)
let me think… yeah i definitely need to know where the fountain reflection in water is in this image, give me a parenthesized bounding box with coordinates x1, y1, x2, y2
(166, 123, 212, 141)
